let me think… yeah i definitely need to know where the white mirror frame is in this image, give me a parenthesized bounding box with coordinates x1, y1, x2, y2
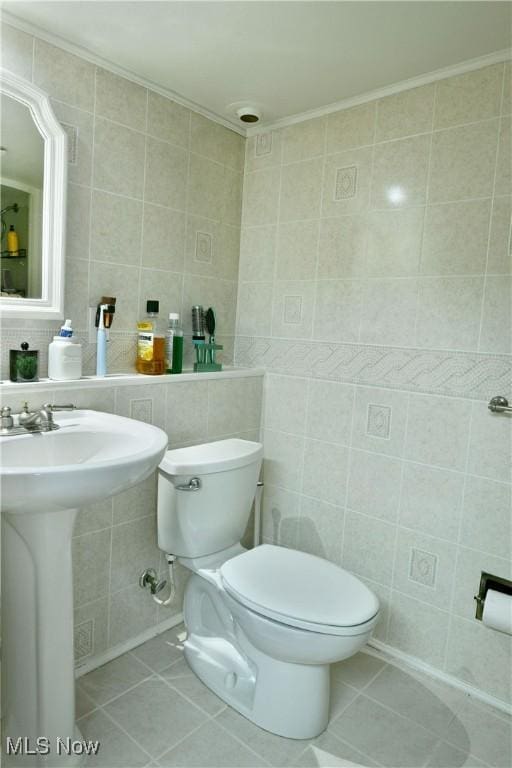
(0, 68, 67, 320)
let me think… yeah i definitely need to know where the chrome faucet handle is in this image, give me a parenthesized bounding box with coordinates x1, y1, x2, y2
(1, 406, 14, 429)
(42, 403, 76, 412)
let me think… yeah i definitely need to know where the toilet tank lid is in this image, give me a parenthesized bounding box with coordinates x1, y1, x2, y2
(159, 438, 263, 475)
(220, 545, 379, 629)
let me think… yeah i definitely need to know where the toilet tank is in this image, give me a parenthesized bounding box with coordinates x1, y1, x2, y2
(157, 439, 263, 557)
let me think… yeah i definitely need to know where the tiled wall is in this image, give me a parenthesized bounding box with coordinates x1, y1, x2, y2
(1, 23, 244, 376)
(236, 63, 512, 705)
(3, 20, 511, 705)
(1, 373, 263, 664)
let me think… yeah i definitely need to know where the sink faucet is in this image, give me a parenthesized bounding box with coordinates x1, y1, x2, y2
(6, 403, 76, 435)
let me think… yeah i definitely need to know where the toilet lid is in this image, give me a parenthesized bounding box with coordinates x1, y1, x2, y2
(220, 545, 379, 632)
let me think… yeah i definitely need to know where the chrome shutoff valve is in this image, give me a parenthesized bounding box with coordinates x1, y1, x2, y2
(139, 568, 167, 595)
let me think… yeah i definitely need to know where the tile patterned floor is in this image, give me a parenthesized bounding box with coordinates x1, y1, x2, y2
(16, 624, 512, 767)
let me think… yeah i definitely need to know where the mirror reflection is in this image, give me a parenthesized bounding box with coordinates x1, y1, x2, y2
(1, 93, 44, 299)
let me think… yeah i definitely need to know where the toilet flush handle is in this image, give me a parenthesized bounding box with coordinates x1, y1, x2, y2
(175, 477, 201, 491)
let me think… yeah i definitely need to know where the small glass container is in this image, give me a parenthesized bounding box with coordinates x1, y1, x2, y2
(9, 342, 39, 382)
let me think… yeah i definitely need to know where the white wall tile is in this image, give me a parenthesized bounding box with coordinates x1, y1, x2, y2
(376, 84, 435, 141)
(147, 91, 190, 148)
(416, 277, 484, 351)
(239, 226, 276, 282)
(322, 147, 373, 218)
(460, 476, 511, 559)
(208, 377, 262, 436)
(399, 462, 464, 541)
(280, 158, 323, 222)
(34, 39, 95, 111)
(360, 278, 418, 346)
(245, 130, 283, 171)
(145, 137, 188, 210)
(342, 509, 396, 585)
(272, 279, 315, 339)
(318, 215, 367, 279)
(487, 196, 512, 274)
(313, 280, 362, 342)
(445, 617, 512, 703)
(142, 204, 186, 272)
(265, 374, 308, 435)
(91, 190, 143, 265)
(95, 68, 147, 132)
(302, 438, 349, 506)
(305, 379, 354, 445)
(261, 483, 300, 548)
(263, 428, 304, 491)
(352, 387, 408, 458)
(237, 282, 273, 336)
(479, 276, 512, 354)
(434, 65, 503, 129)
(282, 117, 326, 163)
(421, 200, 491, 276)
(297, 496, 344, 564)
(347, 449, 402, 522)
(242, 168, 281, 226)
(93, 117, 146, 199)
(467, 404, 512, 483)
(326, 102, 376, 153)
(371, 135, 429, 210)
(276, 220, 319, 280)
(388, 592, 450, 667)
(429, 120, 499, 203)
(1, 23, 34, 80)
(405, 394, 471, 472)
(392, 527, 457, 607)
(366, 208, 424, 277)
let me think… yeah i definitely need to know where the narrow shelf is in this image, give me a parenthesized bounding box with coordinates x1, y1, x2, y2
(1, 249, 27, 259)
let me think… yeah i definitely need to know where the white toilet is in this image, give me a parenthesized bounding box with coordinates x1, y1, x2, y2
(157, 438, 379, 739)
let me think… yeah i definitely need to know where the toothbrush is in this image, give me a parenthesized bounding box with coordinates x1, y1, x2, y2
(96, 304, 108, 376)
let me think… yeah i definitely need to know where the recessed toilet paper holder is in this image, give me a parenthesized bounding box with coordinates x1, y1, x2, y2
(474, 571, 512, 620)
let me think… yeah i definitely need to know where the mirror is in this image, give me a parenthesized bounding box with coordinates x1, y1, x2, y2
(0, 69, 67, 319)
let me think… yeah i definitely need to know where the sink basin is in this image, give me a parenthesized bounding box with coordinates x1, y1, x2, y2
(1, 409, 168, 513)
(1, 409, 168, 762)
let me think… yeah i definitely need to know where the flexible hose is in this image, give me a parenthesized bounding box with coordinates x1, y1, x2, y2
(152, 554, 177, 606)
(253, 480, 264, 548)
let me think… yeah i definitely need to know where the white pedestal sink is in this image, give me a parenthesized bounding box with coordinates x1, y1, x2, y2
(1, 410, 168, 764)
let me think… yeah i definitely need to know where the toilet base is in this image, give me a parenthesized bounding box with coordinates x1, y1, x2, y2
(185, 631, 330, 739)
(183, 573, 331, 739)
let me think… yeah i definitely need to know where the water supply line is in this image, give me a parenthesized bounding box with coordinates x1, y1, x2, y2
(139, 554, 177, 606)
(253, 480, 264, 548)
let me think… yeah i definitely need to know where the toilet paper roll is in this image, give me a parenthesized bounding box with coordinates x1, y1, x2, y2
(482, 589, 512, 635)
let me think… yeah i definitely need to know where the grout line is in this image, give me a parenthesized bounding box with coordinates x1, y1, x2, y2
(339, 385, 358, 568)
(476, 67, 507, 352)
(385, 389, 411, 642)
(442, 397, 477, 671)
(94, 704, 155, 764)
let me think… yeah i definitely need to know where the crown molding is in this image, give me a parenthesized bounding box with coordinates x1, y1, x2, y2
(246, 47, 512, 136)
(3, 10, 510, 140)
(1, 10, 247, 136)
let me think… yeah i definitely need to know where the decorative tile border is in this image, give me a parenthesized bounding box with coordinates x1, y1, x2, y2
(234, 336, 512, 400)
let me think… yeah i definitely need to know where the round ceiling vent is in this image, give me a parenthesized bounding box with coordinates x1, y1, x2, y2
(236, 106, 262, 123)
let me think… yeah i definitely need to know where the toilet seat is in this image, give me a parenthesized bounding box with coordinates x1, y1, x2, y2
(220, 544, 379, 636)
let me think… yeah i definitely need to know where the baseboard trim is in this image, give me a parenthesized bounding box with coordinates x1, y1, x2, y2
(74, 613, 184, 678)
(366, 638, 512, 718)
(73, 614, 510, 718)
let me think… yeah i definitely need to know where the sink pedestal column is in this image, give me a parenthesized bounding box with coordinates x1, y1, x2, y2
(2, 508, 79, 764)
